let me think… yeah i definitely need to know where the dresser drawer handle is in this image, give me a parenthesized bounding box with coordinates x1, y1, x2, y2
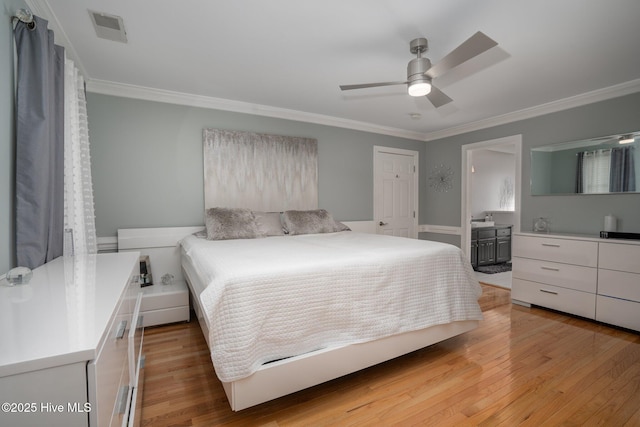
(115, 320, 127, 339)
(540, 266, 560, 272)
(540, 289, 559, 295)
(541, 243, 561, 248)
(117, 385, 130, 414)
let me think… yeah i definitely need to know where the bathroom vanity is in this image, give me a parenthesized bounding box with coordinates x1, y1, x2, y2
(470, 224, 512, 268)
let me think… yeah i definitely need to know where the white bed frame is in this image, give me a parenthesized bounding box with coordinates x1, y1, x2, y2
(117, 224, 479, 411)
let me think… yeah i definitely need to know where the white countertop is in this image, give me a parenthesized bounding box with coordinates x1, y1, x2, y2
(0, 252, 139, 377)
(514, 231, 640, 246)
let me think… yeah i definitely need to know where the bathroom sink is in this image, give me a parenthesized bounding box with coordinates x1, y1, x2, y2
(472, 221, 495, 228)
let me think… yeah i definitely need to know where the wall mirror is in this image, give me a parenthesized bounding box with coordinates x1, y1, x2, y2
(531, 131, 639, 195)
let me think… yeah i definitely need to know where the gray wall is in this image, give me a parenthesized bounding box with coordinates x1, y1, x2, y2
(424, 91, 640, 245)
(0, 0, 27, 272)
(86, 93, 428, 238)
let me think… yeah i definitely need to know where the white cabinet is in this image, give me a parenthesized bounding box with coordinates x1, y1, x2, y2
(513, 233, 640, 332)
(0, 253, 143, 427)
(138, 280, 189, 327)
(117, 227, 191, 327)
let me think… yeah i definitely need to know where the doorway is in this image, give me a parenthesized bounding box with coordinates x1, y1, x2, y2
(461, 135, 522, 286)
(373, 146, 419, 238)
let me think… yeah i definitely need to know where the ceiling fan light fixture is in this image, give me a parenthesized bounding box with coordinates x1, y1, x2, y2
(408, 80, 431, 97)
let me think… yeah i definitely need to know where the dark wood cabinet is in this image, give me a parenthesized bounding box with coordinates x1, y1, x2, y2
(470, 238, 478, 267)
(470, 225, 511, 268)
(496, 237, 511, 263)
(478, 237, 496, 265)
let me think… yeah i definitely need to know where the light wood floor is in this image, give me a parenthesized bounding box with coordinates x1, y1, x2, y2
(140, 284, 640, 426)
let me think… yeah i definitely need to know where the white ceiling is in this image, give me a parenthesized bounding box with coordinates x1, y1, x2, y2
(29, 0, 640, 141)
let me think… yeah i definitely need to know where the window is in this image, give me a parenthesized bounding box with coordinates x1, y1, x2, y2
(577, 149, 611, 193)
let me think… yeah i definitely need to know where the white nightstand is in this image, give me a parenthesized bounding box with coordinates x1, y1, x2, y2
(138, 280, 190, 327)
(117, 226, 205, 327)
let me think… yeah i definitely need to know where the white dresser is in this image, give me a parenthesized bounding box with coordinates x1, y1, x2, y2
(0, 252, 144, 427)
(512, 232, 640, 332)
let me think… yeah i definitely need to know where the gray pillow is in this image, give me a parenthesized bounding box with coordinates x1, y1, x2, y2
(282, 209, 351, 235)
(254, 211, 285, 236)
(204, 207, 266, 240)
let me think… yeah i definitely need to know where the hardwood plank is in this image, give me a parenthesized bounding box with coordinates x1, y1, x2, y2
(141, 285, 640, 426)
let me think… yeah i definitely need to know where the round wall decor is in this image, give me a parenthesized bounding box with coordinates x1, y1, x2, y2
(428, 164, 454, 192)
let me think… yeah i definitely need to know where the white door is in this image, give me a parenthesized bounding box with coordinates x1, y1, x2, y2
(374, 147, 418, 238)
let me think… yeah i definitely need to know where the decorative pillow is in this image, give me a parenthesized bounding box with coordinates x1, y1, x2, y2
(254, 211, 285, 236)
(282, 209, 351, 235)
(192, 229, 207, 239)
(204, 207, 265, 240)
(335, 220, 351, 232)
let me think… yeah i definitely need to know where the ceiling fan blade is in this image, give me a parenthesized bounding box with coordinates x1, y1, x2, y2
(426, 85, 453, 108)
(340, 81, 407, 91)
(425, 31, 498, 79)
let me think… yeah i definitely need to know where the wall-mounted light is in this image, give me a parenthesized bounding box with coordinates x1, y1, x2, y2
(471, 165, 475, 173)
(619, 135, 635, 144)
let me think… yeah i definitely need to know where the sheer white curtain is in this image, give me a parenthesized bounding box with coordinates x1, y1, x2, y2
(63, 55, 97, 255)
(582, 149, 611, 194)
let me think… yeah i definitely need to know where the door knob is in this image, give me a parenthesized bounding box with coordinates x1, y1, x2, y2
(379, 221, 388, 226)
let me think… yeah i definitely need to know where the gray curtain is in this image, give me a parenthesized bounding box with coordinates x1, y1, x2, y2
(14, 16, 65, 269)
(609, 146, 636, 192)
(575, 151, 585, 193)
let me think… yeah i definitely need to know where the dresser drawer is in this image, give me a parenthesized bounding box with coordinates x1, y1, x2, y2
(129, 292, 144, 384)
(512, 257, 597, 293)
(513, 235, 598, 267)
(596, 295, 640, 332)
(88, 292, 131, 427)
(512, 278, 596, 319)
(599, 242, 640, 274)
(598, 269, 640, 303)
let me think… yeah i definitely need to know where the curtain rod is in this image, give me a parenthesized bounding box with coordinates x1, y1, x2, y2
(12, 8, 36, 30)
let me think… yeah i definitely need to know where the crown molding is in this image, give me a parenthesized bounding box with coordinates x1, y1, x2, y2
(422, 79, 640, 141)
(87, 78, 640, 144)
(25, 1, 640, 143)
(85, 79, 426, 141)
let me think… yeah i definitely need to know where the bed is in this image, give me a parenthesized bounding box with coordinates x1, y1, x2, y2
(122, 131, 481, 410)
(177, 208, 483, 410)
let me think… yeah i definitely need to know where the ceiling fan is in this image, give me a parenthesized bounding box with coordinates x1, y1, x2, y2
(339, 31, 498, 108)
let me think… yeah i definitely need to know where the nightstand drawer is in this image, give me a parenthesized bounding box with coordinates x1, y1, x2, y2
(139, 281, 189, 326)
(512, 257, 597, 293)
(512, 278, 596, 319)
(140, 287, 188, 312)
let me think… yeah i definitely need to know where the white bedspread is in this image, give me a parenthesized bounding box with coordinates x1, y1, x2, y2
(181, 232, 482, 382)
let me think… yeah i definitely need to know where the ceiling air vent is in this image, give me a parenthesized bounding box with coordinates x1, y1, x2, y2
(88, 10, 127, 43)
